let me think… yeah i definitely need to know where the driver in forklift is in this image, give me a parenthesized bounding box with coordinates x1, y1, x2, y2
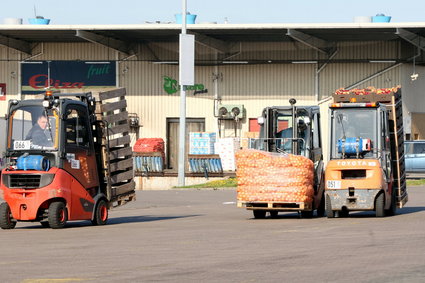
(26, 115, 53, 147)
(276, 119, 307, 152)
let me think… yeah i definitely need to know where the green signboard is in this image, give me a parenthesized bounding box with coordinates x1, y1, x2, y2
(163, 76, 207, 95)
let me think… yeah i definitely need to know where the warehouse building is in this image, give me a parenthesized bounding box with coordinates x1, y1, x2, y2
(1, 22, 425, 179)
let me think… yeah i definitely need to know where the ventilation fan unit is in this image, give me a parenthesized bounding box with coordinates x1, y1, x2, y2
(218, 104, 245, 119)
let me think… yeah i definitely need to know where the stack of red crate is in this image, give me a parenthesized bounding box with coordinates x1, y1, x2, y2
(133, 138, 165, 162)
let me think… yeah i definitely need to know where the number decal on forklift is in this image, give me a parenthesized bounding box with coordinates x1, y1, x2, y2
(71, 159, 80, 169)
(327, 180, 341, 189)
(13, 140, 31, 150)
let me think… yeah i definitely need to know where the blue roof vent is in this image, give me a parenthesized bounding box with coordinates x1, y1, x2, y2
(28, 16, 50, 25)
(175, 12, 197, 24)
(372, 14, 391, 23)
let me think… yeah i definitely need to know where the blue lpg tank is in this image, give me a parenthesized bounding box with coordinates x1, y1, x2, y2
(338, 137, 364, 156)
(17, 155, 50, 171)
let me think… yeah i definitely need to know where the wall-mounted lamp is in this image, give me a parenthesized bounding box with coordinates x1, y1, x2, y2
(411, 73, 419, 81)
(291, 61, 317, 64)
(411, 50, 419, 81)
(152, 61, 178, 64)
(85, 62, 111, 64)
(20, 61, 43, 64)
(222, 61, 248, 64)
(369, 60, 396, 63)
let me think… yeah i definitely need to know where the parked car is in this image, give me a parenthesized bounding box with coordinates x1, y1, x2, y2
(405, 140, 425, 177)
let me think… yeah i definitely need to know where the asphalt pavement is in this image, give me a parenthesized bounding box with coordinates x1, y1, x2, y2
(0, 186, 425, 283)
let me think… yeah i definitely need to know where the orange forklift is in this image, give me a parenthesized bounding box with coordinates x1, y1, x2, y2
(325, 87, 408, 217)
(0, 89, 135, 229)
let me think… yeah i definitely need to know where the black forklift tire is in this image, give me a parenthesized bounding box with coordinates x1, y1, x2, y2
(269, 211, 278, 218)
(385, 189, 397, 216)
(301, 210, 314, 218)
(316, 195, 326, 217)
(0, 202, 16, 229)
(253, 210, 266, 219)
(40, 221, 50, 228)
(92, 199, 108, 226)
(339, 209, 349, 218)
(325, 195, 335, 218)
(48, 202, 68, 229)
(375, 192, 386, 217)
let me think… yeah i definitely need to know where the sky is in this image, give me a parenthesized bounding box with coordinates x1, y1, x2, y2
(1, 0, 425, 25)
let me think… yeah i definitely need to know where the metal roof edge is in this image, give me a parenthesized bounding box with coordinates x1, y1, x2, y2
(1, 22, 425, 31)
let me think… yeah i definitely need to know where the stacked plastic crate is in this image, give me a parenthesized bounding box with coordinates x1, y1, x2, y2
(189, 132, 223, 173)
(189, 132, 216, 154)
(133, 138, 165, 173)
(215, 138, 240, 171)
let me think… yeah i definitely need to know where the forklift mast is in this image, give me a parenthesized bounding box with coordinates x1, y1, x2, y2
(259, 102, 321, 160)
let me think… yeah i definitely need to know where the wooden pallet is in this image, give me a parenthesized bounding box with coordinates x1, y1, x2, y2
(97, 88, 135, 206)
(387, 90, 408, 207)
(110, 190, 137, 208)
(237, 200, 312, 211)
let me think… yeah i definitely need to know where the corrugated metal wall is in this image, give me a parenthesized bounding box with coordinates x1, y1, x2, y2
(22, 43, 114, 61)
(319, 63, 401, 99)
(234, 41, 318, 61)
(318, 41, 402, 99)
(0, 47, 20, 110)
(219, 64, 315, 99)
(335, 41, 399, 59)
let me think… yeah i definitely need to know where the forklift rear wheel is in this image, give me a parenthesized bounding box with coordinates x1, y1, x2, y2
(92, 200, 108, 226)
(316, 194, 326, 217)
(0, 202, 16, 229)
(325, 195, 335, 218)
(253, 210, 266, 219)
(48, 202, 68, 229)
(375, 192, 385, 217)
(269, 211, 278, 218)
(300, 210, 313, 218)
(339, 209, 349, 218)
(40, 221, 50, 228)
(385, 189, 397, 216)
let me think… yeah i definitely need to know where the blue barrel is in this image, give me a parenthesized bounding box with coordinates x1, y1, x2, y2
(17, 155, 50, 171)
(158, 157, 163, 171)
(134, 156, 138, 172)
(209, 158, 215, 173)
(338, 137, 363, 156)
(153, 157, 158, 172)
(217, 159, 223, 172)
(213, 158, 222, 172)
(138, 156, 142, 172)
(201, 160, 209, 172)
(205, 159, 211, 172)
(216, 158, 223, 172)
(136, 156, 142, 172)
(209, 159, 215, 172)
(154, 156, 162, 172)
(143, 156, 148, 171)
(189, 159, 196, 172)
(194, 159, 200, 172)
(136, 156, 140, 171)
(148, 156, 153, 171)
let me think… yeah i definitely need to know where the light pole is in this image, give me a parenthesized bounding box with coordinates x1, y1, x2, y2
(178, 0, 195, 186)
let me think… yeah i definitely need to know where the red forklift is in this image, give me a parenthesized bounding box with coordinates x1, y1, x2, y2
(0, 89, 135, 229)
